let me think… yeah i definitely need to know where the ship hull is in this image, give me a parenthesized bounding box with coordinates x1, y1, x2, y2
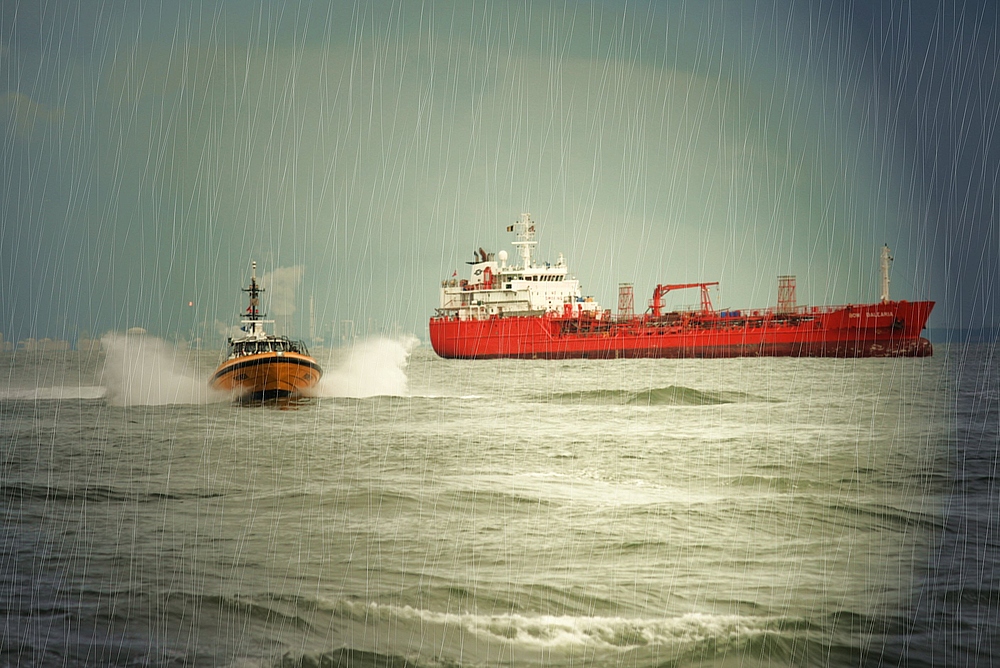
(429, 300, 934, 359)
(210, 353, 322, 400)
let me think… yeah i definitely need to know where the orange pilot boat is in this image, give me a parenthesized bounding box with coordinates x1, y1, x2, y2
(210, 262, 322, 401)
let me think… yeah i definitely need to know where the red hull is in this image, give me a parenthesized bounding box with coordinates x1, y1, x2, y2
(429, 300, 934, 359)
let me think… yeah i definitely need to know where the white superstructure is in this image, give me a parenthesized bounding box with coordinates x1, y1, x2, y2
(223, 261, 309, 360)
(437, 213, 603, 321)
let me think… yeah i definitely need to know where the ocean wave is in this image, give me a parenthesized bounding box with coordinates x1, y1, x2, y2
(825, 501, 945, 533)
(271, 649, 420, 668)
(281, 599, 889, 667)
(163, 593, 316, 633)
(0, 481, 224, 504)
(326, 598, 791, 650)
(439, 487, 557, 510)
(932, 584, 1000, 608)
(545, 386, 771, 406)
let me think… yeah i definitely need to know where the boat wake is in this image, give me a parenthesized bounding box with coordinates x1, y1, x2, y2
(312, 335, 419, 398)
(100, 332, 227, 406)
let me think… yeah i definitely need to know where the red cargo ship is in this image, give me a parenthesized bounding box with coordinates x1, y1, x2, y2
(429, 214, 934, 359)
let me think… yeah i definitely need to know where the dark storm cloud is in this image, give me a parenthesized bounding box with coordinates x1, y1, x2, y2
(836, 1, 999, 333)
(0, 0, 995, 344)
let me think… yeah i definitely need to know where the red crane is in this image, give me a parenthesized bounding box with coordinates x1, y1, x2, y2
(650, 282, 719, 317)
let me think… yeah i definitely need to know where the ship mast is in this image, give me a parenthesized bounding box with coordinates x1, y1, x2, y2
(511, 213, 537, 269)
(880, 245, 893, 303)
(242, 261, 266, 335)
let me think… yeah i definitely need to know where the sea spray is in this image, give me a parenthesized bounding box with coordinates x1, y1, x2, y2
(100, 331, 225, 406)
(0, 386, 107, 400)
(314, 335, 419, 398)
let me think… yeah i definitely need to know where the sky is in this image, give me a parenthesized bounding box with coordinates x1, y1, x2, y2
(1, 0, 997, 345)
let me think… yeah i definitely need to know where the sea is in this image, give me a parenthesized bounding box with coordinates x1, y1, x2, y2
(1, 333, 997, 667)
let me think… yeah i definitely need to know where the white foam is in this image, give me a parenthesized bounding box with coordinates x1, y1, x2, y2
(328, 598, 778, 650)
(99, 332, 227, 406)
(313, 336, 419, 398)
